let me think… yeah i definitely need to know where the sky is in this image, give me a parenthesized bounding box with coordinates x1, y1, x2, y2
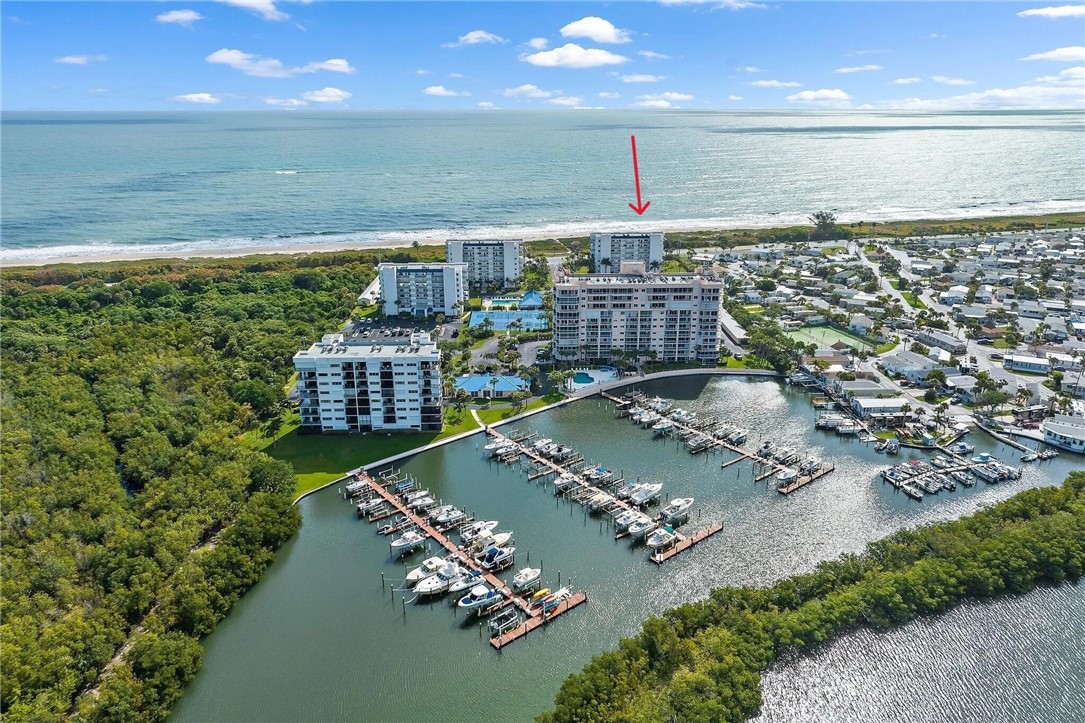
(2, 1, 1084, 111)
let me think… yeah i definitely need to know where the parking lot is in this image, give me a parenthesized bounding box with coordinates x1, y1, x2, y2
(342, 316, 461, 342)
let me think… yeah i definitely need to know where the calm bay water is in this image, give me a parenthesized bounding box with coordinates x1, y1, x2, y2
(170, 378, 1082, 722)
(2, 110, 1084, 262)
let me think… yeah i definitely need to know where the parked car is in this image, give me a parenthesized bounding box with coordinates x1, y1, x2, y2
(990, 353, 1004, 360)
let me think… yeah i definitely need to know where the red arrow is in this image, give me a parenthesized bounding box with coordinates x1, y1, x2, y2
(628, 134, 650, 215)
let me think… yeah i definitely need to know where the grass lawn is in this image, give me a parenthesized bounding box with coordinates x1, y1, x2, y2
(873, 431, 898, 440)
(821, 246, 847, 257)
(524, 239, 570, 255)
(721, 356, 750, 369)
(250, 409, 481, 498)
(477, 398, 550, 424)
(902, 292, 927, 310)
(875, 340, 899, 354)
(992, 339, 1013, 349)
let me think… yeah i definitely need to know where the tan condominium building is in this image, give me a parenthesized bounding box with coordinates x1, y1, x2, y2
(377, 262, 467, 316)
(445, 239, 525, 289)
(553, 262, 723, 364)
(590, 231, 664, 269)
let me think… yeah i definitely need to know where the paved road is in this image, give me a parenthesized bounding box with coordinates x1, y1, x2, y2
(470, 336, 501, 367)
(856, 246, 909, 307)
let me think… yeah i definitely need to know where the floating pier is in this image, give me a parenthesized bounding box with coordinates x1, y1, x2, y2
(489, 593, 589, 649)
(777, 463, 836, 495)
(649, 523, 724, 564)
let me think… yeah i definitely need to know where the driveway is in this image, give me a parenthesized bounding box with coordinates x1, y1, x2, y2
(470, 336, 501, 367)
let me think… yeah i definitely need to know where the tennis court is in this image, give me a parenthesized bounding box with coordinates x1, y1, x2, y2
(785, 326, 874, 351)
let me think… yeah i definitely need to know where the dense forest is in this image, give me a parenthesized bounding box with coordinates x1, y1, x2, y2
(0, 249, 433, 721)
(540, 471, 1085, 722)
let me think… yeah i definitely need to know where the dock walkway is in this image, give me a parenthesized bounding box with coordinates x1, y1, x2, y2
(649, 523, 724, 564)
(490, 593, 589, 649)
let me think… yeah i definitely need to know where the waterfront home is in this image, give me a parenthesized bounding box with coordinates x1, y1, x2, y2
(882, 350, 937, 377)
(944, 374, 980, 403)
(1042, 415, 1085, 454)
(453, 373, 529, 399)
(852, 396, 910, 419)
(835, 380, 890, 400)
(1002, 354, 1051, 374)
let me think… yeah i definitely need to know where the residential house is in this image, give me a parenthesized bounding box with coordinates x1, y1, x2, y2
(1042, 415, 1085, 454)
(1002, 354, 1051, 374)
(852, 396, 910, 419)
(944, 374, 980, 403)
(453, 373, 529, 399)
(849, 314, 874, 337)
(939, 285, 970, 305)
(914, 328, 967, 355)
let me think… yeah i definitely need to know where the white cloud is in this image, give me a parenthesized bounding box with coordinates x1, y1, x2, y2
(301, 87, 351, 103)
(1017, 5, 1085, 18)
(549, 96, 584, 106)
(835, 64, 882, 73)
(846, 49, 889, 57)
(423, 85, 470, 97)
(206, 49, 355, 78)
(892, 77, 922, 85)
(634, 99, 674, 108)
(638, 91, 694, 101)
(520, 43, 629, 68)
(931, 75, 975, 85)
(7, 15, 29, 24)
(621, 74, 666, 83)
(170, 92, 221, 104)
(448, 72, 465, 78)
(215, 0, 288, 22)
(728, 95, 743, 100)
(928, 33, 946, 39)
(738, 65, 762, 72)
(265, 97, 308, 107)
(443, 30, 507, 48)
(526, 37, 549, 50)
(785, 88, 852, 102)
(155, 9, 203, 27)
(748, 79, 801, 87)
(55, 54, 108, 65)
(502, 84, 556, 98)
(598, 91, 620, 98)
(880, 83, 1084, 110)
(1020, 46, 1085, 62)
(1034, 65, 1085, 82)
(416, 69, 431, 75)
(638, 50, 671, 60)
(87, 87, 110, 95)
(560, 16, 631, 44)
(478, 101, 497, 109)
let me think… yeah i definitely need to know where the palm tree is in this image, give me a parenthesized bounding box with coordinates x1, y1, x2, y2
(1015, 386, 1031, 407)
(649, 260, 661, 273)
(600, 257, 613, 273)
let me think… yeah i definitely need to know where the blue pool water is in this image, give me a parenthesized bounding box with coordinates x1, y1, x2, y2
(573, 372, 594, 384)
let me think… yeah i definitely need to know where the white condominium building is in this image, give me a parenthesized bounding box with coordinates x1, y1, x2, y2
(294, 332, 442, 433)
(377, 263, 467, 316)
(553, 265, 723, 363)
(445, 239, 525, 288)
(590, 231, 664, 269)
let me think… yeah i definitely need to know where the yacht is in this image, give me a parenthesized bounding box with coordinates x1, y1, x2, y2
(344, 478, 369, 495)
(630, 483, 663, 506)
(615, 482, 640, 500)
(376, 515, 409, 535)
(661, 498, 694, 523)
(950, 470, 972, 486)
(587, 467, 613, 483)
(407, 494, 436, 511)
(426, 504, 455, 521)
(480, 545, 516, 571)
(460, 520, 499, 545)
(355, 497, 385, 517)
(776, 468, 798, 484)
(949, 441, 975, 455)
(886, 440, 901, 455)
(484, 440, 505, 455)
(468, 531, 513, 556)
(414, 562, 465, 596)
(653, 420, 675, 436)
(532, 438, 553, 451)
(798, 457, 821, 475)
(757, 440, 776, 458)
(1020, 451, 1039, 463)
(390, 531, 426, 556)
(511, 567, 542, 591)
(646, 526, 678, 550)
(728, 428, 748, 444)
(553, 473, 578, 493)
(873, 440, 888, 453)
(401, 488, 431, 504)
(627, 515, 659, 539)
(457, 585, 502, 612)
(433, 507, 467, 527)
(489, 608, 522, 637)
(930, 456, 949, 469)
(613, 508, 641, 531)
(447, 569, 483, 595)
(404, 556, 446, 586)
(902, 485, 923, 500)
(588, 492, 615, 512)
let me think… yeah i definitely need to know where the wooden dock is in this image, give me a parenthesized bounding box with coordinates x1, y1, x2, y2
(777, 463, 836, 495)
(649, 523, 724, 564)
(489, 592, 589, 649)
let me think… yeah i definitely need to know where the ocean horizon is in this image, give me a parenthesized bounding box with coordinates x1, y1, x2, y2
(2, 109, 1084, 263)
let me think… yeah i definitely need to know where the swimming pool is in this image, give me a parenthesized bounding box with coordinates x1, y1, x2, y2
(573, 372, 594, 384)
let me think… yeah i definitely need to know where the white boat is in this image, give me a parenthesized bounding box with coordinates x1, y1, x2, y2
(553, 473, 578, 492)
(949, 441, 975, 455)
(773, 446, 795, 462)
(433, 507, 466, 526)
(390, 531, 426, 555)
(457, 584, 502, 611)
(480, 545, 516, 570)
(627, 515, 658, 539)
(799, 457, 821, 475)
(531, 438, 553, 450)
(587, 492, 615, 512)
(407, 494, 436, 510)
(646, 526, 678, 550)
(489, 608, 522, 636)
(469, 531, 513, 556)
(652, 420, 674, 435)
(355, 497, 384, 516)
(613, 508, 641, 531)
(426, 504, 455, 520)
(404, 555, 446, 585)
(414, 562, 465, 596)
(460, 520, 499, 544)
(344, 478, 369, 494)
(757, 440, 776, 457)
(661, 497, 694, 523)
(776, 468, 798, 483)
(447, 569, 483, 594)
(630, 482, 663, 506)
(615, 482, 640, 500)
(511, 567, 542, 591)
(728, 428, 748, 444)
(402, 488, 431, 503)
(484, 440, 504, 453)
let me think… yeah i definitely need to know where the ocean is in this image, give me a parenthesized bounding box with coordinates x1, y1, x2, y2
(2, 110, 1083, 263)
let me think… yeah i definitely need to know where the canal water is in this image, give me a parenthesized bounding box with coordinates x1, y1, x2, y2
(171, 377, 1083, 722)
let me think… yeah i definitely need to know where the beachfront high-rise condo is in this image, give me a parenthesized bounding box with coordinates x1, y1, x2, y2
(590, 231, 664, 270)
(377, 262, 468, 316)
(293, 332, 442, 433)
(445, 238, 525, 290)
(552, 261, 723, 364)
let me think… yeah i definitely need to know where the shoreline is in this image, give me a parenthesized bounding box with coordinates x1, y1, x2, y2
(3, 209, 1084, 268)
